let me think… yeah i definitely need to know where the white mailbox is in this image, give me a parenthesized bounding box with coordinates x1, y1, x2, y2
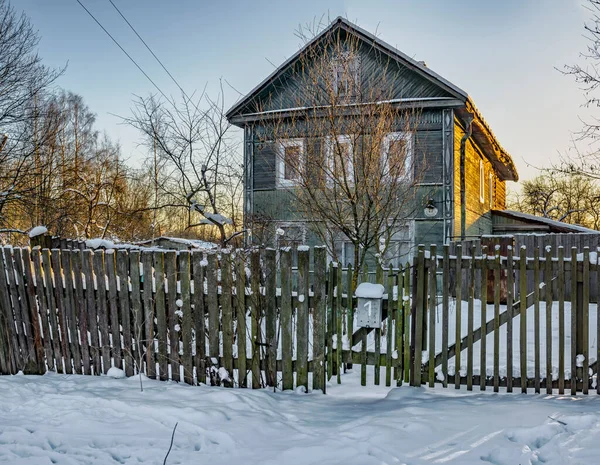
(355, 283, 385, 329)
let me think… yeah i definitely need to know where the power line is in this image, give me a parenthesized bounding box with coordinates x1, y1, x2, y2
(108, 0, 192, 103)
(75, 0, 171, 103)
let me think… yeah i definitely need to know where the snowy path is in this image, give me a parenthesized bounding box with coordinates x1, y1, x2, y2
(0, 370, 598, 464)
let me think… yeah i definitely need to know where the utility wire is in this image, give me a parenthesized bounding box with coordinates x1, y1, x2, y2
(75, 0, 171, 103)
(108, 0, 192, 104)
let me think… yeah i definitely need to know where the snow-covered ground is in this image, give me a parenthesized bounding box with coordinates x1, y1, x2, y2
(1, 369, 599, 464)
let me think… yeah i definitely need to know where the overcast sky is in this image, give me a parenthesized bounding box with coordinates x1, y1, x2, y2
(18, 0, 591, 187)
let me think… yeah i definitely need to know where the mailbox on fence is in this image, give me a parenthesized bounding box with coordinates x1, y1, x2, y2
(355, 283, 385, 329)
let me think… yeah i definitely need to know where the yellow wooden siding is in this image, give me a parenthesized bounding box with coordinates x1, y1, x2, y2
(453, 119, 505, 238)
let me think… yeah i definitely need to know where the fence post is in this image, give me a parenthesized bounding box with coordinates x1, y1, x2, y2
(313, 246, 327, 393)
(265, 248, 277, 388)
(411, 245, 425, 387)
(296, 247, 310, 391)
(280, 248, 293, 390)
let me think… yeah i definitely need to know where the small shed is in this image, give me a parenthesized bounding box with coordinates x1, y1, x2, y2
(492, 210, 599, 234)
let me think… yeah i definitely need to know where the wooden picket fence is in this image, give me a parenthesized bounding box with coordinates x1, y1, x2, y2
(0, 246, 412, 392)
(412, 244, 600, 394)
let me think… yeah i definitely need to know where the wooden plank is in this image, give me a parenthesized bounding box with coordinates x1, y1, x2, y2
(428, 246, 437, 388)
(13, 248, 38, 370)
(336, 260, 343, 385)
(506, 247, 514, 392)
(454, 244, 462, 389)
(533, 247, 540, 393)
(153, 251, 167, 380)
(373, 263, 381, 386)
(280, 248, 293, 390)
(558, 247, 565, 394)
(520, 246, 527, 393)
(0, 247, 19, 372)
(128, 251, 144, 376)
(413, 245, 425, 387)
(235, 252, 247, 388)
(62, 251, 82, 374)
(441, 245, 449, 388)
(82, 250, 100, 374)
(480, 246, 488, 391)
(20, 248, 45, 373)
(105, 251, 122, 370)
(192, 252, 207, 385)
(31, 248, 54, 371)
(467, 248, 475, 391)
(179, 251, 193, 385)
(493, 246, 501, 393)
(313, 247, 327, 392)
(141, 251, 155, 378)
(250, 250, 261, 389)
(4, 247, 28, 370)
(71, 250, 90, 375)
(51, 249, 71, 374)
(206, 252, 219, 374)
(220, 251, 234, 387)
(296, 247, 309, 390)
(116, 250, 133, 377)
(387, 263, 395, 387)
(327, 263, 336, 383)
(165, 250, 180, 382)
(346, 262, 354, 373)
(395, 263, 404, 387)
(403, 261, 411, 385)
(544, 246, 553, 395)
(597, 248, 600, 395)
(93, 251, 110, 374)
(582, 247, 589, 394)
(570, 247, 577, 395)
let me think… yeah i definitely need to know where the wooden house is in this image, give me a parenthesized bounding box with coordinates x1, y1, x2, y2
(226, 17, 519, 265)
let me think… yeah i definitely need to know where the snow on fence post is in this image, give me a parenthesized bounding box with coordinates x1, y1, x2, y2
(296, 246, 309, 390)
(280, 247, 293, 391)
(313, 246, 327, 393)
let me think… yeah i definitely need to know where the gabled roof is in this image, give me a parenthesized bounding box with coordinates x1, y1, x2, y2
(493, 210, 600, 234)
(226, 17, 518, 181)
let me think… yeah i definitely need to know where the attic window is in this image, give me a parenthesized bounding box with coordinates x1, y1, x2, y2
(332, 52, 360, 98)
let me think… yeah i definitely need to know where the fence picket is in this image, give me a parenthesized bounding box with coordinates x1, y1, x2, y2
(105, 251, 122, 371)
(533, 247, 540, 393)
(582, 247, 589, 394)
(141, 251, 155, 378)
(179, 251, 193, 385)
(296, 247, 309, 391)
(4, 247, 29, 369)
(441, 246, 449, 388)
(506, 248, 514, 393)
(12, 248, 37, 368)
(221, 251, 234, 387)
(313, 247, 327, 392)
(280, 248, 293, 391)
(165, 251, 180, 382)
(128, 251, 143, 376)
(520, 246, 527, 393)
(265, 249, 278, 388)
(51, 249, 71, 374)
(336, 260, 343, 385)
(249, 250, 261, 389)
(374, 263, 381, 386)
(403, 261, 411, 385)
(20, 248, 45, 373)
(480, 246, 487, 391)
(412, 245, 425, 387)
(467, 248, 475, 391)
(454, 244, 462, 389)
(558, 247, 565, 394)
(63, 251, 82, 374)
(192, 252, 207, 385)
(116, 250, 133, 377)
(544, 246, 553, 395)
(153, 252, 168, 381)
(235, 253, 247, 388)
(0, 247, 20, 372)
(493, 247, 501, 393)
(388, 262, 395, 387)
(571, 247, 577, 395)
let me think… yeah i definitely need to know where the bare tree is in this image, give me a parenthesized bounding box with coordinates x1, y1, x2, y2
(122, 87, 243, 247)
(0, 0, 63, 236)
(257, 21, 421, 283)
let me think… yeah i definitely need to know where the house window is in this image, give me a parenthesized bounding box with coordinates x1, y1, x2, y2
(489, 172, 494, 209)
(277, 139, 304, 187)
(479, 159, 485, 203)
(382, 132, 413, 181)
(325, 135, 354, 183)
(276, 222, 306, 249)
(332, 52, 360, 98)
(384, 222, 414, 267)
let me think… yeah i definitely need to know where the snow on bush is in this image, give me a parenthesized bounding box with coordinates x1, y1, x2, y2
(28, 226, 47, 238)
(106, 367, 126, 379)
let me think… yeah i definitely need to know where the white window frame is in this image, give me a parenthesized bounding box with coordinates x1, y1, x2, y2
(277, 138, 304, 188)
(325, 135, 354, 184)
(275, 221, 306, 248)
(489, 172, 494, 209)
(479, 159, 485, 204)
(382, 132, 413, 182)
(332, 52, 360, 97)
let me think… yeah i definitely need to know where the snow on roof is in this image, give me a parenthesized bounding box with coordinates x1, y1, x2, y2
(136, 236, 217, 250)
(497, 210, 600, 234)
